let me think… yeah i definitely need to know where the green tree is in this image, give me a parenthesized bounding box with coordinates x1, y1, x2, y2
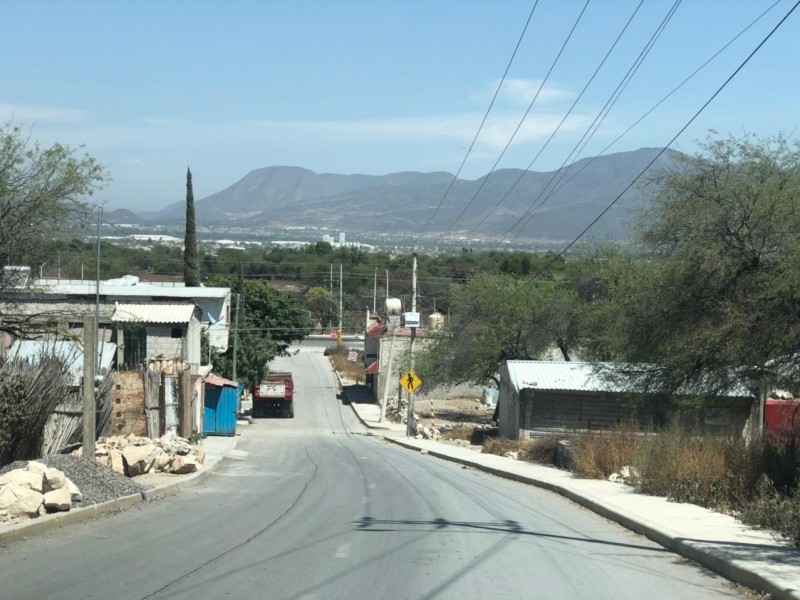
(416, 273, 584, 388)
(305, 286, 332, 324)
(0, 123, 106, 283)
(183, 167, 200, 286)
(594, 134, 800, 436)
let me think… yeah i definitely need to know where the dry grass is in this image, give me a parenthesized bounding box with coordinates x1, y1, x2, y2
(482, 436, 525, 457)
(442, 424, 475, 442)
(520, 435, 561, 465)
(572, 424, 640, 479)
(327, 347, 365, 382)
(634, 427, 739, 507)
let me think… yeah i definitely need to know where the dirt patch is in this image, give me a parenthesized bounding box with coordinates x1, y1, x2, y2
(415, 396, 495, 448)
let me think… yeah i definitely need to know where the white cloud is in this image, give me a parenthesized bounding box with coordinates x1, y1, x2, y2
(0, 103, 89, 123)
(499, 78, 572, 105)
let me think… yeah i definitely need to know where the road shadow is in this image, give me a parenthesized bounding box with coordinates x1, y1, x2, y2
(352, 516, 668, 553)
(342, 383, 376, 406)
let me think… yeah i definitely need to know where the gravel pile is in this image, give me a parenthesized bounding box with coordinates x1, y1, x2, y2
(0, 455, 144, 506)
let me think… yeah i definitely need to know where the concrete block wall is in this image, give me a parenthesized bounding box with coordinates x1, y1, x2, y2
(110, 371, 147, 436)
(146, 326, 183, 359)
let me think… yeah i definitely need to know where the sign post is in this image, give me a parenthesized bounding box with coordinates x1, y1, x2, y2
(400, 370, 422, 436)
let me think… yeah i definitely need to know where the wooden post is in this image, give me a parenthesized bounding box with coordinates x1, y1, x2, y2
(179, 368, 192, 439)
(144, 369, 161, 438)
(82, 315, 96, 458)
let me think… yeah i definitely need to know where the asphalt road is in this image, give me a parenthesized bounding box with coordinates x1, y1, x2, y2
(0, 350, 746, 600)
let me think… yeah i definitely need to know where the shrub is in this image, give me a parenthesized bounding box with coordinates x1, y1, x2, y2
(0, 357, 77, 466)
(572, 424, 640, 479)
(738, 479, 800, 546)
(520, 435, 561, 465)
(634, 426, 734, 507)
(482, 437, 524, 457)
(442, 424, 474, 442)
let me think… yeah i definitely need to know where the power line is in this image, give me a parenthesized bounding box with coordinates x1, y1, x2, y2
(499, 0, 782, 248)
(467, 0, 648, 237)
(514, 0, 800, 294)
(432, 0, 592, 243)
(413, 0, 540, 247)
(482, 0, 683, 247)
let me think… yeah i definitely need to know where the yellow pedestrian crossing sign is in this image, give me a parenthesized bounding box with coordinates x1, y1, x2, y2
(400, 370, 422, 394)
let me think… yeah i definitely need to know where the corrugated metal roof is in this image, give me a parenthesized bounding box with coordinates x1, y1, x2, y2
(112, 303, 198, 324)
(506, 361, 624, 393)
(504, 360, 753, 398)
(41, 283, 229, 299)
(8, 340, 116, 383)
(0, 302, 115, 319)
(204, 375, 238, 388)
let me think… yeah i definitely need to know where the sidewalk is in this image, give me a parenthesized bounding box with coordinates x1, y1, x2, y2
(341, 384, 405, 433)
(348, 401, 800, 600)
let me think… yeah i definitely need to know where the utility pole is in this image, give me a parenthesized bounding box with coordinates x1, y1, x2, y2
(232, 293, 240, 382)
(329, 264, 333, 332)
(338, 263, 343, 345)
(406, 253, 418, 437)
(83, 315, 96, 458)
(95, 205, 102, 374)
(379, 328, 397, 423)
(385, 269, 389, 301)
(373, 268, 377, 313)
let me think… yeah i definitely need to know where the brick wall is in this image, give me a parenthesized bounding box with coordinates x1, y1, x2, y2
(110, 371, 147, 436)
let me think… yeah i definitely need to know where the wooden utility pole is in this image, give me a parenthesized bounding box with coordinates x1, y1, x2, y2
(232, 293, 240, 382)
(406, 253, 418, 437)
(338, 263, 343, 346)
(179, 368, 192, 439)
(82, 315, 96, 458)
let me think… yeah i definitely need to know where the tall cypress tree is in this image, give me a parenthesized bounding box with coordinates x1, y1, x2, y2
(183, 167, 200, 287)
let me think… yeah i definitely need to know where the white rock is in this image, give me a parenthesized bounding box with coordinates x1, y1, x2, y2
(0, 483, 44, 517)
(43, 486, 72, 512)
(0, 468, 44, 493)
(67, 478, 82, 502)
(26, 461, 48, 475)
(170, 455, 198, 474)
(154, 453, 172, 472)
(42, 467, 67, 492)
(110, 449, 125, 475)
(122, 443, 157, 476)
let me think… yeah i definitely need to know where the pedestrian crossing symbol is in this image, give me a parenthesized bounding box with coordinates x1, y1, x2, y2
(400, 370, 422, 394)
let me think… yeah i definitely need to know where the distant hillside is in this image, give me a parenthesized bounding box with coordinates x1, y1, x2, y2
(126, 148, 681, 241)
(106, 208, 145, 225)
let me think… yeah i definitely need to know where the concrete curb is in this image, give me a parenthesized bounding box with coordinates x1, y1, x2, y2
(0, 438, 239, 545)
(384, 437, 799, 600)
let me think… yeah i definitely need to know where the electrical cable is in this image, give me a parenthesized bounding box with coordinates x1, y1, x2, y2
(499, 0, 782, 248)
(511, 0, 800, 296)
(484, 0, 683, 247)
(467, 0, 647, 235)
(413, 0, 540, 246)
(432, 0, 592, 244)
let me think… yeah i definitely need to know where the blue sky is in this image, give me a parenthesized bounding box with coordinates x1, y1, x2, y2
(1, 1, 797, 211)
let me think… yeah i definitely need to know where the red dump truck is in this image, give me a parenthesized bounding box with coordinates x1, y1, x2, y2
(253, 372, 294, 418)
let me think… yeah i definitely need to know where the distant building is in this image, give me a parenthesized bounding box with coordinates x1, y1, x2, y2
(322, 234, 335, 245)
(339, 232, 346, 245)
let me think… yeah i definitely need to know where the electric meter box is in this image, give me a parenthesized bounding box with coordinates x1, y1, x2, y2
(402, 312, 421, 328)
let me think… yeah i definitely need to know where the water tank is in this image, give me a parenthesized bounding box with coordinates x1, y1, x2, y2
(385, 297, 402, 315)
(429, 312, 444, 330)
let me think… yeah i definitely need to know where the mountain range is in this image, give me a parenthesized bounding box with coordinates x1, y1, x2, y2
(111, 147, 681, 242)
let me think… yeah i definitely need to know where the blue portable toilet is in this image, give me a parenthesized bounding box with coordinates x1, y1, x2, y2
(203, 375, 239, 436)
